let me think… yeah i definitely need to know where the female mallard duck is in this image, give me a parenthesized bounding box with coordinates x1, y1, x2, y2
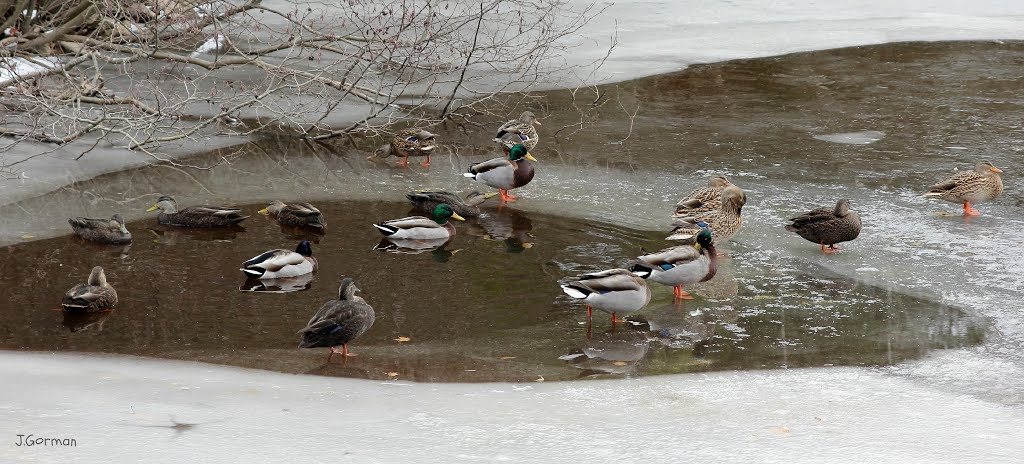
(298, 277, 376, 361)
(62, 266, 118, 313)
(924, 160, 1004, 216)
(373, 203, 465, 241)
(463, 143, 537, 203)
(785, 199, 862, 254)
(494, 111, 541, 153)
(370, 128, 438, 167)
(630, 228, 717, 300)
(560, 268, 652, 324)
(673, 175, 732, 218)
(241, 240, 318, 279)
(406, 191, 497, 218)
(668, 185, 745, 242)
(68, 214, 132, 244)
(145, 195, 249, 227)
(259, 201, 326, 231)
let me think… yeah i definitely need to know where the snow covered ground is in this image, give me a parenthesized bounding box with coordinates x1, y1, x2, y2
(3, 352, 1022, 463)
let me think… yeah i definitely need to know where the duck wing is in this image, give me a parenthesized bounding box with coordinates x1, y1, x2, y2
(242, 249, 304, 272)
(467, 157, 512, 175)
(638, 245, 702, 267)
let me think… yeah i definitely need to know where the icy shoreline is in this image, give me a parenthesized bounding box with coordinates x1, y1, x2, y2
(2, 351, 1022, 463)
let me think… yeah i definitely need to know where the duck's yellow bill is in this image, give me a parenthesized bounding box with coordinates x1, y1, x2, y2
(991, 166, 1004, 173)
(451, 212, 465, 221)
(119, 225, 129, 234)
(525, 153, 538, 161)
(257, 208, 270, 214)
(145, 205, 158, 212)
(482, 192, 499, 199)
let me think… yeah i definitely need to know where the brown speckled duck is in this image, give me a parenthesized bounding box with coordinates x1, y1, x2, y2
(667, 185, 745, 243)
(924, 161, 1004, 216)
(68, 214, 132, 244)
(494, 111, 541, 153)
(370, 128, 438, 167)
(146, 195, 249, 227)
(406, 191, 497, 218)
(297, 277, 376, 361)
(785, 199, 862, 254)
(62, 266, 118, 313)
(259, 201, 326, 231)
(673, 175, 733, 218)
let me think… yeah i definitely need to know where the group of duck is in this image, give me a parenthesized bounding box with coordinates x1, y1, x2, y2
(58, 107, 1005, 361)
(558, 159, 1004, 324)
(60, 111, 545, 361)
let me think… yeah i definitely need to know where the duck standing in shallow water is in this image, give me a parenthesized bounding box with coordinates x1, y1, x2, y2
(673, 175, 732, 218)
(370, 128, 438, 167)
(298, 277, 376, 361)
(560, 268, 652, 324)
(923, 160, 1004, 216)
(668, 185, 746, 243)
(630, 228, 717, 300)
(259, 201, 326, 231)
(145, 195, 249, 227)
(406, 191, 497, 218)
(785, 199, 862, 254)
(464, 143, 537, 203)
(494, 111, 541, 154)
(241, 240, 318, 279)
(62, 266, 118, 313)
(68, 214, 132, 244)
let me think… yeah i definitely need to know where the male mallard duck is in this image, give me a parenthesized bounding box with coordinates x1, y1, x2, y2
(373, 203, 465, 241)
(464, 143, 537, 202)
(298, 277, 376, 361)
(406, 191, 497, 218)
(560, 268, 652, 324)
(62, 266, 118, 313)
(923, 160, 1004, 216)
(68, 214, 131, 244)
(145, 195, 249, 227)
(494, 111, 541, 153)
(241, 240, 318, 279)
(630, 228, 717, 300)
(785, 199, 862, 254)
(370, 128, 438, 167)
(259, 201, 326, 231)
(673, 175, 732, 218)
(668, 185, 745, 242)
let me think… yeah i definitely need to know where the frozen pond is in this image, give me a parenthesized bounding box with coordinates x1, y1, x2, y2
(2, 40, 1023, 461)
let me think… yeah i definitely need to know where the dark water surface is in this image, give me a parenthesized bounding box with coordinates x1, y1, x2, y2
(0, 200, 983, 381)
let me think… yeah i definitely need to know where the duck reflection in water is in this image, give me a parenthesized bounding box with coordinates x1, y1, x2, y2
(631, 302, 735, 350)
(62, 309, 114, 333)
(469, 206, 535, 253)
(239, 272, 314, 293)
(564, 328, 651, 378)
(147, 224, 246, 244)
